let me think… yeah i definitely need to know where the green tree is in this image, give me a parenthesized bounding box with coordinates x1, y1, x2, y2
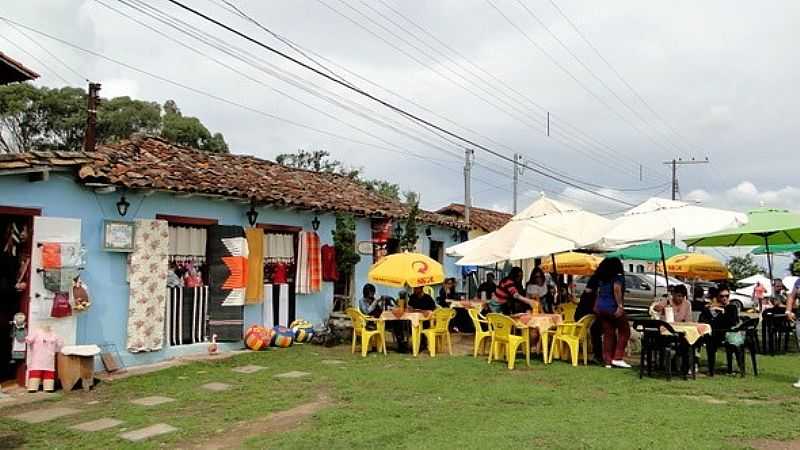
(332, 214, 360, 279)
(161, 101, 229, 153)
(399, 192, 420, 252)
(789, 252, 800, 276)
(275, 149, 400, 201)
(97, 96, 161, 143)
(0, 84, 228, 153)
(727, 255, 763, 282)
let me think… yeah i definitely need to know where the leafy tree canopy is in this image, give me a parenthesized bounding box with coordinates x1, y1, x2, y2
(727, 255, 763, 283)
(0, 83, 228, 153)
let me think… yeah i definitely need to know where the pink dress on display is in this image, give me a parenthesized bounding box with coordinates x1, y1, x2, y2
(25, 328, 63, 372)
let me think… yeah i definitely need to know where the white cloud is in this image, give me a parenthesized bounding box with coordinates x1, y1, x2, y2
(99, 78, 139, 99)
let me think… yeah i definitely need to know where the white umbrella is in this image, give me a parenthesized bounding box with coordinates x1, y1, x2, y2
(456, 196, 610, 266)
(589, 197, 747, 289)
(592, 198, 748, 249)
(782, 276, 798, 292)
(445, 232, 493, 257)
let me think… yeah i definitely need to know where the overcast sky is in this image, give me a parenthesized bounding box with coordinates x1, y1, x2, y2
(2, 0, 799, 220)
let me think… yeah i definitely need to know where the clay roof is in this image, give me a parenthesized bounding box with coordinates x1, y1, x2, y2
(0, 137, 462, 228)
(0, 51, 39, 84)
(436, 203, 512, 232)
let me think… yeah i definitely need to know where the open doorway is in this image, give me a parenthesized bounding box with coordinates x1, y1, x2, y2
(0, 206, 36, 386)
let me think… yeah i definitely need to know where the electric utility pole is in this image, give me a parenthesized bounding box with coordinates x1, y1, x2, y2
(512, 153, 524, 214)
(83, 82, 101, 152)
(662, 157, 710, 201)
(464, 148, 474, 227)
(663, 157, 710, 244)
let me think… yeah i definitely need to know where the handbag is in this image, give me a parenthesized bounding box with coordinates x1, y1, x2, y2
(41, 242, 62, 269)
(50, 292, 72, 318)
(42, 268, 81, 292)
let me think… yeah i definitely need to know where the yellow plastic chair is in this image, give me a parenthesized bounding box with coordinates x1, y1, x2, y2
(346, 308, 387, 357)
(467, 308, 492, 357)
(547, 314, 595, 366)
(422, 308, 456, 357)
(487, 313, 530, 370)
(423, 285, 436, 298)
(560, 302, 577, 322)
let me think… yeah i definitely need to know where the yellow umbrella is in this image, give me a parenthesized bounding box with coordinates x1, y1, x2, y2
(367, 252, 445, 288)
(539, 252, 602, 276)
(659, 253, 729, 281)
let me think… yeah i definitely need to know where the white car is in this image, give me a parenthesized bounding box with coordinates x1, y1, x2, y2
(728, 292, 755, 312)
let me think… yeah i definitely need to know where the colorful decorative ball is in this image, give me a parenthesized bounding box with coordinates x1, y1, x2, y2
(290, 320, 315, 343)
(271, 326, 294, 348)
(244, 325, 273, 351)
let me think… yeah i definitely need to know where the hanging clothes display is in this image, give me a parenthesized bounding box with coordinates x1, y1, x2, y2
(296, 231, 322, 294)
(126, 219, 169, 353)
(166, 286, 208, 346)
(263, 232, 296, 286)
(265, 233, 294, 260)
(207, 225, 247, 341)
(245, 228, 264, 304)
(321, 244, 338, 282)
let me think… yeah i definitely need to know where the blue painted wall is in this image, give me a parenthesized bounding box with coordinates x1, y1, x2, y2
(0, 174, 460, 367)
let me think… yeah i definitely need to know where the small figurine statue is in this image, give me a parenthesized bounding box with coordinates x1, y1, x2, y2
(9, 312, 26, 363)
(207, 334, 219, 355)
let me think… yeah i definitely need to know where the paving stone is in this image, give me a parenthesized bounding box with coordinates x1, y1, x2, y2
(201, 382, 231, 392)
(130, 396, 175, 407)
(10, 407, 80, 424)
(321, 359, 345, 365)
(119, 423, 178, 442)
(70, 418, 123, 432)
(231, 365, 266, 374)
(273, 371, 311, 379)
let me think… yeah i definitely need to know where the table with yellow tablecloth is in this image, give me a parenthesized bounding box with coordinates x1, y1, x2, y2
(380, 310, 431, 356)
(664, 322, 712, 345)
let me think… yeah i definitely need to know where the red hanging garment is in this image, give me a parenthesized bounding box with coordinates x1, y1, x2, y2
(321, 245, 338, 282)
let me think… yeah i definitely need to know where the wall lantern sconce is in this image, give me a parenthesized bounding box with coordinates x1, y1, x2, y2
(116, 195, 130, 217)
(246, 203, 259, 226)
(393, 221, 403, 238)
(311, 214, 320, 231)
(425, 226, 432, 238)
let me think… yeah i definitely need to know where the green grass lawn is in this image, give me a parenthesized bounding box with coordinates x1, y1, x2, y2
(2, 344, 800, 449)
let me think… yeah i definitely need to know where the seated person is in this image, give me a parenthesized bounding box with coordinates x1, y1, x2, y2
(358, 283, 383, 318)
(652, 284, 692, 322)
(437, 277, 459, 308)
(492, 267, 537, 314)
(408, 286, 437, 312)
(699, 286, 739, 331)
(477, 273, 497, 301)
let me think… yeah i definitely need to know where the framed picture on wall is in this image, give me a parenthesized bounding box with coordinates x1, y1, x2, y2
(102, 220, 135, 252)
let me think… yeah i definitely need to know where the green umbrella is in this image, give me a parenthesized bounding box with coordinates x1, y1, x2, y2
(685, 207, 800, 281)
(752, 243, 800, 255)
(606, 241, 685, 261)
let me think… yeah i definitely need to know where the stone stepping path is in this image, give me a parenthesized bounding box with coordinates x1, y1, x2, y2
(70, 418, 123, 432)
(274, 371, 311, 379)
(201, 382, 231, 392)
(11, 407, 80, 424)
(321, 360, 345, 365)
(119, 423, 178, 442)
(231, 365, 266, 374)
(130, 396, 175, 406)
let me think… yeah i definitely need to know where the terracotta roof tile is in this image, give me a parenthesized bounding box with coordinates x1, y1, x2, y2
(435, 203, 512, 232)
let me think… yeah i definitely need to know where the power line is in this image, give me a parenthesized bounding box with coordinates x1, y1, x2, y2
(5, 20, 89, 83)
(485, 0, 678, 158)
(547, 0, 697, 153)
(320, 0, 664, 186)
(513, 0, 687, 155)
(0, 34, 73, 85)
(160, 0, 636, 206)
(214, 0, 668, 192)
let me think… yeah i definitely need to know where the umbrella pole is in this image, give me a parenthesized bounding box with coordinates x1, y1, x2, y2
(551, 253, 559, 307)
(765, 237, 774, 286)
(659, 240, 670, 294)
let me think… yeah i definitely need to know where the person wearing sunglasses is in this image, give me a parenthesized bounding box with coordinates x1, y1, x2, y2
(699, 286, 739, 331)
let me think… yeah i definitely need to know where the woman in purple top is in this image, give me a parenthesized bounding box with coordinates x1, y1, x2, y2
(593, 257, 631, 368)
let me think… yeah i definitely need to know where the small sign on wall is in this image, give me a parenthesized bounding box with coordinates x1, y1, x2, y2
(357, 241, 374, 255)
(102, 220, 135, 252)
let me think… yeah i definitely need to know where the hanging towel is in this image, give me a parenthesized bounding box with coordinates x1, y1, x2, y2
(206, 225, 247, 341)
(296, 231, 321, 294)
(126, 219, 169, 353)
(321, 244, 338, 282)
(245, 228, 264, 304)
(263, 283, 274, 327)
